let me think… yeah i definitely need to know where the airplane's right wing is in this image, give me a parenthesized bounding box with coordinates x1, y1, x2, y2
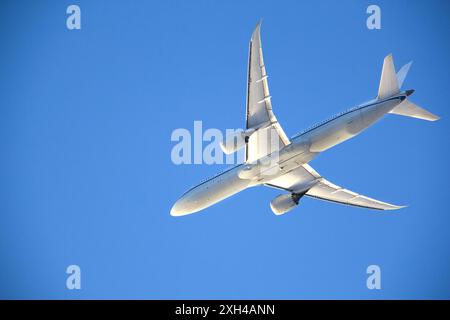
(265, 164, 404, 211)
(245, 22, 290, 163)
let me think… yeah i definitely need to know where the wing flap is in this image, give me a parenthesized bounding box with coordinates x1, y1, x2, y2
(264, 165, 318, 192)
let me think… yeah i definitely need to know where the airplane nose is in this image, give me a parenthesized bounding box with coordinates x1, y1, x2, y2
(170, 197, 192, 216)
(170, 200, 185, 216)
(170, 193, 204, 216)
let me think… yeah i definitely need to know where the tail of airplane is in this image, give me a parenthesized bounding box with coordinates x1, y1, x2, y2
(377, 54, 439, 121)
(378, 54, 400, 99)
(389, 98, 439, 121)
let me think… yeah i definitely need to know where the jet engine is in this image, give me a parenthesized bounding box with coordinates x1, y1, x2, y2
(270, 193, 304, 215)
(220, 128, 255, 154)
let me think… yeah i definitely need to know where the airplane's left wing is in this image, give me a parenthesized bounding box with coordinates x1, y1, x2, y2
(245, 22, 290, 163)
(265, 164, 404, 210)
(306, 177, 405, 210)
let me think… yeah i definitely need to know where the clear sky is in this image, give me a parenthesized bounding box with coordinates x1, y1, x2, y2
(1, 0, 449, 299)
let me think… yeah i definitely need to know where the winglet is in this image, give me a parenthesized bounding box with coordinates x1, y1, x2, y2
(251, 19, 263, 40)
(384, 204, 407, 211)
(257, 18, 263, 28)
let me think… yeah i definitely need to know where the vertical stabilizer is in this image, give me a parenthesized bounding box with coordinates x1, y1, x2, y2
(378, 54, 400, 99)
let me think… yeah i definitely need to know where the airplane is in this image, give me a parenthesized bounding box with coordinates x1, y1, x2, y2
(170, 22, 439, 217)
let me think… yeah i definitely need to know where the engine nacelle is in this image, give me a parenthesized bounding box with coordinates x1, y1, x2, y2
(220, 128, 255, 154)
(270, 193, 303, 215)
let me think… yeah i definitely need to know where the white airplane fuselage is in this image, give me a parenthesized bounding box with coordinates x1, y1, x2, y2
(170, 93, 408, 216)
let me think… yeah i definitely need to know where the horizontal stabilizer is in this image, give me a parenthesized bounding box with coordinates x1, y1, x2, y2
(396, 61, 413, 88)
(389, 99, 440, 121)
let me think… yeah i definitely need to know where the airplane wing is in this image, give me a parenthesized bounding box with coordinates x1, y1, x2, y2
(265, 164, 404, 210)
(245, 22, 290, 163)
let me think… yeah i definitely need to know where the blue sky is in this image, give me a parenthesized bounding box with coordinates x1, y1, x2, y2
(1, 0, 449, 299)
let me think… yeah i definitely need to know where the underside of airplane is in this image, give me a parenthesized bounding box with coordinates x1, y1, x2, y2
(170, 22, 439, 216)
